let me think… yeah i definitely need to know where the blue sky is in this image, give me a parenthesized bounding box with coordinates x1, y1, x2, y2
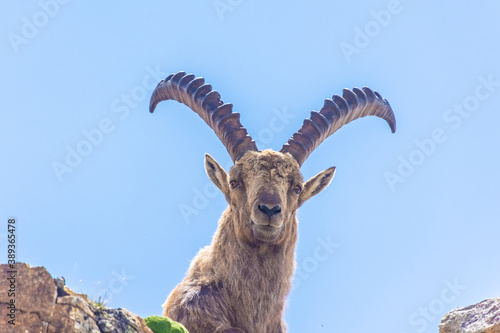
(2, 1, 500, 332)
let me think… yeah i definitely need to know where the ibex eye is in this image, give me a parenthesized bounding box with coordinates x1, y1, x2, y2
(293, 185, 301, 194)
(230, 180, 240, 189)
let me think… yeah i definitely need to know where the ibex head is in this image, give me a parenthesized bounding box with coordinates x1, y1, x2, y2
(150, 71, 395, 245)
(203, 149, 335, 245)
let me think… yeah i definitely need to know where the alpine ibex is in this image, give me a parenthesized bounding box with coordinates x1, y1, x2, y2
(149, 71, 396, 333)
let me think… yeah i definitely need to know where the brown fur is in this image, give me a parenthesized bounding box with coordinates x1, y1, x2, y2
(163, 150, 335, 333)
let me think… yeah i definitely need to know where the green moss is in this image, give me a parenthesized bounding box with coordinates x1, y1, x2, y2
(92, 300, 106, 311)
(144, 315, 189, 333)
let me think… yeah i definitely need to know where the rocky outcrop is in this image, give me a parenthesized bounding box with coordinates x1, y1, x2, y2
(0, 263, 153, 333)
(439, 297, 500, 333)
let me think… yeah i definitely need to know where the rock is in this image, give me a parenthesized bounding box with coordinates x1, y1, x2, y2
(0, 263, 153, 333)
(439, 297, 500, 333)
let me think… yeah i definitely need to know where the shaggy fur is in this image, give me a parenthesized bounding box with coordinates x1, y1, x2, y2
(163, 150, 335, 333)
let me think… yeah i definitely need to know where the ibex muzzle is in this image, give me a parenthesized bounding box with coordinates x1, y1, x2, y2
(252, 191, 283, 241)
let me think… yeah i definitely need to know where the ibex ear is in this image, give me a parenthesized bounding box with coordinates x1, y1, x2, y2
(299, 167, 336, 207)
(204, 154, 230, 198)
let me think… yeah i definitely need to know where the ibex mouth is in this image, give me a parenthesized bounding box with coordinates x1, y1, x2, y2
(251, 221, 281, 242)
(251, 220, 280, 229)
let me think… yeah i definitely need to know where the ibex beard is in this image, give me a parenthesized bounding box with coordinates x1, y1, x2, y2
(149, 71, 396, 333)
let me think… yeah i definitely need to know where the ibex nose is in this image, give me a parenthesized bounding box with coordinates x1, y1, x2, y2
(258, 204, 282, 217)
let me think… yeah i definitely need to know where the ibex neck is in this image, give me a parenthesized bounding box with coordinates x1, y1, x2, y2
(209, 206, 296, 330)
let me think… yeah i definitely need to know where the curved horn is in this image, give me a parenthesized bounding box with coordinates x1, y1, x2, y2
(149, 71, 258, 162)
(280, 87, 396, 166)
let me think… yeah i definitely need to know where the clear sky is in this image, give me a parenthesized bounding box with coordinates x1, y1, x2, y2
(2, 1, 500, 332)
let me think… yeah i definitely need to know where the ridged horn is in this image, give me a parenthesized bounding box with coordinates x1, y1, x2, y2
(280, 87, 396, 166)
(149, 71, 258, 162)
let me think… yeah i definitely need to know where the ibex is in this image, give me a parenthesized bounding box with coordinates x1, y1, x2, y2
(149, 71, 396, 333)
